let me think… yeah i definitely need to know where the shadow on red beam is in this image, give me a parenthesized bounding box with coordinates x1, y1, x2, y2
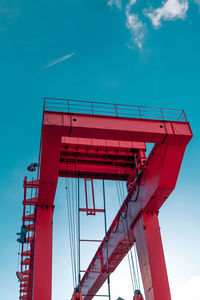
(59, 162, 135, 181)
(61, 136, 146, 151)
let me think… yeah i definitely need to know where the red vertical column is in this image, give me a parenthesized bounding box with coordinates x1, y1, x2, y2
(133, 212, 171, 300)
(33, 205, 54, 300)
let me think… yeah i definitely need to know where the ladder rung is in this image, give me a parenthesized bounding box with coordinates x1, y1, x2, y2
(25, 236, 35, 243)
(25, 180, 39, 188)
(80, 270, 102, 273)
(21, 270, 30, 275)
(82, 295, 109, 297)
(80, 239, 102, 242)
(23, 214, 35, 221)
(21, 260, 30, 265)
(21, 250, 31, 256)
(23, 197, 38, 205)
(79, 208, 105, 213)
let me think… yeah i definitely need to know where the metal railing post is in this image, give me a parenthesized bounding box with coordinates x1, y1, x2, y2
(177, 111, 183, 121)
(68, 100, 70, 113)
(160, 108, 165, 121)
(183, 110, 188, 122)
(138, 106, 142, 119)
(43, 98, 46, 112)
(114, 104, 118, 117)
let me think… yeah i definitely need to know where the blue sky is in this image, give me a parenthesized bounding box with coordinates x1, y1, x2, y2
(0, 0, 200, 299)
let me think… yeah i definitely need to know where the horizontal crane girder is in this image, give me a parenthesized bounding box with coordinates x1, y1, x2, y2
(37, 111, 191, 206)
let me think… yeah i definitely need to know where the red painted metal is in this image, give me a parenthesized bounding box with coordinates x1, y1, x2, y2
(80, 239, 102, 242)
(79, 140, 192, 300)
(44, 98, 187, 122)
(133, 212, 171, 300)
(71, 290, 83, 300)
(18, 177, 38, 300)
(80, 208, 105, 213)
(23, 198, 38, 206)
(33, 206, 54, 300)
(60, 137, 145, 180)
(84, 179, 96, 215)
(133, 293, 144, 300)
(17, 99, 192, 300)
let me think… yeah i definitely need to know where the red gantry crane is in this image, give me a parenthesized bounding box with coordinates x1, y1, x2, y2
(16, 98, 192, 300)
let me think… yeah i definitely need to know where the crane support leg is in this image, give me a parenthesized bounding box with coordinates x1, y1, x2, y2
(33, 206, 54, 300)
(133, 212, 171, 300)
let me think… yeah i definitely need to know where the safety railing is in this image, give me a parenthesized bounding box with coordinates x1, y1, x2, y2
(43, 98, 188, 122)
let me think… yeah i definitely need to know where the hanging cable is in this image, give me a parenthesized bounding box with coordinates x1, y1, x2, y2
(120, 180, 142, 292)
(77, 177, 81, 286)
(133, 243, 141, 291)
(121, 180, 141, 291)
(71, 178, 77, 285)
(114, 161, 142, 293)
(116, 181, 137, 291)
(112, 158, 137, 292)
(120, 181, 141, 291)
(112, 149, 144, 290)
(65, 177, 80, 290)
(116, 181, 135, 292)
(102, 180, 111, 300)
(65, 178, 76, 288)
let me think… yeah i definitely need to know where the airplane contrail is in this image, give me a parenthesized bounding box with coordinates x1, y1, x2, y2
(40, 52, 75, 70)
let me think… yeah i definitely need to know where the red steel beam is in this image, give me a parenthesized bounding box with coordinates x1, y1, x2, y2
(43, 111, 192, 143)
(33, 206, 54, 300)
(59, 138, 145, 180)
(79, 139, 192, 300)
(36, 112, 192, 207)
(133, 212, 171, 300)
(32, 111, 192, 300)
(37, 112, 192, 206)
(23, 197, 38, 206)
(61, 137, 146, 150)
(59, 161, 136, 181)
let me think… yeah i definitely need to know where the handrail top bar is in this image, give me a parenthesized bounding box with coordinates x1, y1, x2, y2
(44, 97, 185, 112)
(43, 98, 188, 122)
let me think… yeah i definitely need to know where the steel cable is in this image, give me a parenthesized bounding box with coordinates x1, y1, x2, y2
(65, 178, 76, 288)
(65, 177, 80, 289)
(119, 180, 141, 291)
(116, 181, 137, 291)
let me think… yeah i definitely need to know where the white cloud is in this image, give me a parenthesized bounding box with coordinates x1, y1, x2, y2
(107, 0, 122, 9)
(126, 0, 146, 49)
(145, 0, 188, 28)
(195, 0, 200, 7)
(172, 276, 200, 300)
